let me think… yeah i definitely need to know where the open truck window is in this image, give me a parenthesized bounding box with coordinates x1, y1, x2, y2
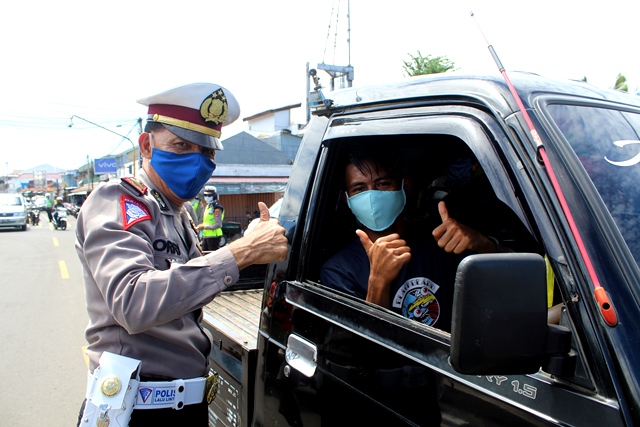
(306, 132, 542, 334)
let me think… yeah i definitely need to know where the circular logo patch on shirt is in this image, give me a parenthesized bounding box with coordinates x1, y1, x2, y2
(392, 277, 440, 326)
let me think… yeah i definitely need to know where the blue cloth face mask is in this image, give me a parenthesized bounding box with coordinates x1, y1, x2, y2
(346, 183, 406, 232)
(149, 144, 216, 201)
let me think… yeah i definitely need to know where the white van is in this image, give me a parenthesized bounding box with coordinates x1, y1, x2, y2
(0, 194, 28, 231)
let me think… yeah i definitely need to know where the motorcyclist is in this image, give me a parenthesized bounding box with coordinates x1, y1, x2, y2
(52, 197, 65, 225)
(26, 197, 40, 225)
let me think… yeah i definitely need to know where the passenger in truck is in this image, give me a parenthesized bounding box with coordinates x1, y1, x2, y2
(320, 148, 511, 331)
(423, 154, 541, 254)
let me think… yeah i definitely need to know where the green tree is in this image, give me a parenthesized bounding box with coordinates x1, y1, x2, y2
(614, 73, 629, 92)
(403, 51, 457, 77)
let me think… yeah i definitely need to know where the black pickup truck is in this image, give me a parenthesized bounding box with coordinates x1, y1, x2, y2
(202, 71, 640, 426)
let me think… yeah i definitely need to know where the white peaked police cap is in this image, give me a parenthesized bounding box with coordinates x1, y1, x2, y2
(137, 83, 240, 150)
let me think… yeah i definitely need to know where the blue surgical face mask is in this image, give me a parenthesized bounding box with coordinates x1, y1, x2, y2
(204, 196, 214, 203)
(149, 134, 216, 200)
(346, 183, 406, 232)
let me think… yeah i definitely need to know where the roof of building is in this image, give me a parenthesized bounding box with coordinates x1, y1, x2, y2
(242, 103, 302, 122)
(216, 131, 293, 165)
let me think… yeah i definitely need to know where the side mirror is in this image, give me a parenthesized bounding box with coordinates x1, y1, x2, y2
(450, 253, 549, 375)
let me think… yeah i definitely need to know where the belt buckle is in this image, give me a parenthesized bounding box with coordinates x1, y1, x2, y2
(205, 373, 219, 405)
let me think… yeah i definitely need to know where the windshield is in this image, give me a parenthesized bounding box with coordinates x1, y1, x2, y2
(0, 196, 22, 206)
(547, 104, 640, 267)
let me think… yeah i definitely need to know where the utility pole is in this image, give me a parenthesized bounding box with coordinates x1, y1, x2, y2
(317, 0, 354, 90)
(307, 0, 354, 122)
(87, 155, 93, 191)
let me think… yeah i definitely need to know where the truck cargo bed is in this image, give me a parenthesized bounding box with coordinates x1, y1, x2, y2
(203, 289, 263, 427)
(203, 289, 262, 350)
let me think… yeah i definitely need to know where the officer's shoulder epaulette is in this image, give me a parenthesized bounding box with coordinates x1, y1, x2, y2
(120, 177, 148, 197)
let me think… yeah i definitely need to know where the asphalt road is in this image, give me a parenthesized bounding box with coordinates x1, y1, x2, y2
(0, 213, 88, 426)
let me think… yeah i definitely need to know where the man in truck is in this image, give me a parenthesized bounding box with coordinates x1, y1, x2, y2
(75, 83, 288, 426)
(320, 148, 511, 331)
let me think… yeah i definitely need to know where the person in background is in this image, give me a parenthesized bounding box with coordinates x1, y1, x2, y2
(243, 210, 253, 233)
(52, 196, 64, 225)
(75, 82, 288, 426)
(190, 191, 205, 225)
(185, 197, 200, 229)
(54, 196, 64, 209)
(197, 185, 224, 251)
(45, 194, 53, 222)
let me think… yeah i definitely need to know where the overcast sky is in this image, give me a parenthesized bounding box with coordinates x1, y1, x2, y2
(2, 0, 639, 172)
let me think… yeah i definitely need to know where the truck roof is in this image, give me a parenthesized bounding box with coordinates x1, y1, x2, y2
(315, 71, 640, 116)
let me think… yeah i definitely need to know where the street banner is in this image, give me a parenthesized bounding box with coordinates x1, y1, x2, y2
(94, 157, 117, 174)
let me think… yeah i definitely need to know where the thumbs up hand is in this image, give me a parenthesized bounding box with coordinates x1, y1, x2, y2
(432, 201, 495, 254)
(356, 229, 411, 308)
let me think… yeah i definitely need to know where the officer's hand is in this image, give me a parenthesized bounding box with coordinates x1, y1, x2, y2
(259, 201, 271, 222)
(227, 202, 288, 269)
(357, 229, 411, 308)
(432, 201, 494, 254)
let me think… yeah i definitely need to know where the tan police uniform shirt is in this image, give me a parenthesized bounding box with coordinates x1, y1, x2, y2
(75, 169, 239, 379)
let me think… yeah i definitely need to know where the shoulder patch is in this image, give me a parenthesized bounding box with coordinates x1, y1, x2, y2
(121, 177, 148, 196)
(120, 194, 152, 231)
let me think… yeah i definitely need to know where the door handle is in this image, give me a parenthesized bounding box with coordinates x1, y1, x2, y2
(285, 333, 317, 378)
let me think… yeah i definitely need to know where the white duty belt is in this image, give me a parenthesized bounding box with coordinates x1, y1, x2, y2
(82, 352, 220, 426)
(134, 377, 206, 410)
(86, 371, 218, 410)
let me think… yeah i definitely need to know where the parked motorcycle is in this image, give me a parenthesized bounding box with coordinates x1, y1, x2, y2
(52, 207, 68, 230)
(64, 202, 80, 218)
(28, 208, 40, 226)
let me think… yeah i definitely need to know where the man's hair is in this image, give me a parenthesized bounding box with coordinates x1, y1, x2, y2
(344, 147, 403, 185)
(144, 121, 165, 133)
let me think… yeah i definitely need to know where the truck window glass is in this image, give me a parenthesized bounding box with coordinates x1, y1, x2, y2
(546, 104, 640, 266)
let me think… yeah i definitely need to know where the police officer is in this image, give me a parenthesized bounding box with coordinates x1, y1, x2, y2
(190, 191, 205, 225)
(75, 83, 288, 426)
(44, 193, 53, 222)
(198, 185, 224, 251)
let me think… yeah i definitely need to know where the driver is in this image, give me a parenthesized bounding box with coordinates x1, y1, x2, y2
(52, 197, 65, 224)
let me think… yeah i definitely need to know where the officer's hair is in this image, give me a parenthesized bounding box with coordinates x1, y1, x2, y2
(144, 121, 165, 133)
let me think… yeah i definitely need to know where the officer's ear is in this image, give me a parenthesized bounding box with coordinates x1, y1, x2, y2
(138, 132, 152, 158)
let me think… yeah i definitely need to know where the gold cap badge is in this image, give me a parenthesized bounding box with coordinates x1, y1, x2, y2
(200, 89, 228, 126)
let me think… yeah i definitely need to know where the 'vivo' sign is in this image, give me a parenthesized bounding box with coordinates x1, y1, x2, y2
(94, 158, 117, 174)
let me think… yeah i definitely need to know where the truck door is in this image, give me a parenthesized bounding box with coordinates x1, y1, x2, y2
(257, 105, 629, 426)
